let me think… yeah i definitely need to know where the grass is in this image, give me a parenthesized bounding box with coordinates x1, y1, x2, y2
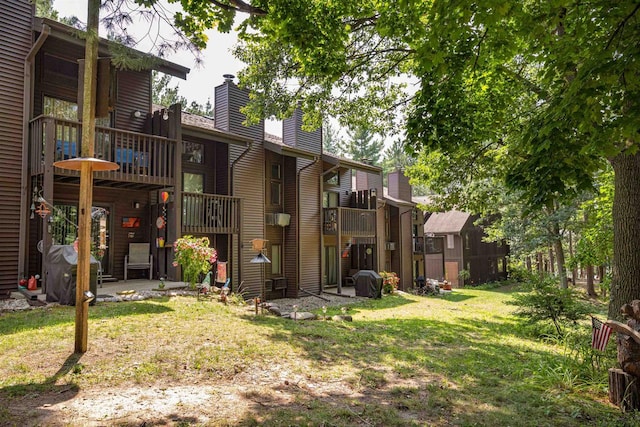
(0, 286, 633, 426)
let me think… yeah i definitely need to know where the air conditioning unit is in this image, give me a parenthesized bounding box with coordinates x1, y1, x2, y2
(385, 242, 396, 251)
(275, 213, 291, 227)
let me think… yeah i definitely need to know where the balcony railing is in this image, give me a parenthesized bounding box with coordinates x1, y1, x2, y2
(182, 192, 241, 234)
(323, 207, 376, 237)
(30, 116, 176, 186)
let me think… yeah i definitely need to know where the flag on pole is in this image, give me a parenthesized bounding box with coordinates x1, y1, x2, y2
(591, 316, 613, 351)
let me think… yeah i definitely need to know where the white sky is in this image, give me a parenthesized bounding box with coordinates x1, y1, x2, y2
(52, 0, 283, 135)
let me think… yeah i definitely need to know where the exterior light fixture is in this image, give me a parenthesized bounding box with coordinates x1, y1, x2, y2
(83, 290, 95, 303)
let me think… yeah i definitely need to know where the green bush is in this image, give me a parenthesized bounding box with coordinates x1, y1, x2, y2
(509, 275, 592, 336)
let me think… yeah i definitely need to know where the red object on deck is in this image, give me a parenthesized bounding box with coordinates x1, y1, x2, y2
(28, 276, 37, 291)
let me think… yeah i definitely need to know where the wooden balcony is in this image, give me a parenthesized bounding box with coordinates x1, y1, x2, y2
(29, 116, 176, 188)
(182, 192, 241, 235)
(323, 207, 376, 237)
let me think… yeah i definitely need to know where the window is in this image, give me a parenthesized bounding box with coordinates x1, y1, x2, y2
(183, 173, 204, 193)
(323, 191, 339, 208)
(271, 244, 282, 275)
(271, 163, 281, 179)
(184, 141, 204, 164)
(464, 233, 470, 249)
(270, 163, 282, 205)
(447, 234, 455, 249)
(44, 96, 111, 127)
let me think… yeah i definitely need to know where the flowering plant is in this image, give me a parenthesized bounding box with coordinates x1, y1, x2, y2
(379, 271, 400, 294)
(173, 235, 217, 289)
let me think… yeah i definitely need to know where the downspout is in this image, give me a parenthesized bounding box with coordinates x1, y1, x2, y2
(296, 156, 318, 296)
(320, 164, 340, 293)
(19, 24, 50, 282)
(230, 141, 252, 287)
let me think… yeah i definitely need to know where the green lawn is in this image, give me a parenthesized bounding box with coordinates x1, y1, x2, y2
(0, 286, 634, 426)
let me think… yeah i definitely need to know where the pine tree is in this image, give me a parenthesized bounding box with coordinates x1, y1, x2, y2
(322, 122, 342, 156)
(343, 126, 384, 165)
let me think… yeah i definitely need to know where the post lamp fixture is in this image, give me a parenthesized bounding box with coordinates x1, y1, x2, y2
(250, 238, 270, 303)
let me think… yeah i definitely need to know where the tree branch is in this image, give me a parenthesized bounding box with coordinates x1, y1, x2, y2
(210, 0, 267, 16)
(605, 3, 640, 50)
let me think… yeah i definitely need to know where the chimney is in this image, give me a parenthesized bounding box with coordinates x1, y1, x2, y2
(282, 108, 322, 154)
(388, 170, 412, 201)
(214, 74, 263, 140)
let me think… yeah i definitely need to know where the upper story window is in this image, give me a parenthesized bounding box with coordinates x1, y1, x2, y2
(270, 163, 281, 205)
(44, 96, 111, 127)
(183, 172, 204, 193)
(184, 141, 204, 164)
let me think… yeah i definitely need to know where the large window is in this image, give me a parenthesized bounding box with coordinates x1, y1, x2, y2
(183, 172, 204, 193)
(44, 96, 111, 127)
(184, 141, 204, 164)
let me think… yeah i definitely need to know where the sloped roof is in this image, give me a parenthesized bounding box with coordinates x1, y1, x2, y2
(35, 18, 190, 79)
(181, 111, 216, 131)
(382, 188, 414, 207)
(424, 210, 471, 234)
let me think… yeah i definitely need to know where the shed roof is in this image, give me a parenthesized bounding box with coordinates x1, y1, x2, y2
(35, 18, 190, 79)
(424, 210, 471, 234)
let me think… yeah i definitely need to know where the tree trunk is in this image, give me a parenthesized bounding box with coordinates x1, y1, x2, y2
(552, 237, 568, 289)
(536, 252, 544, 276)
(569, 231, 578, 285)
(525, 256, 532, 272)
(548, 247, 555, 274)
(609, 152, 640, 321)
(586, 265, 596, 297)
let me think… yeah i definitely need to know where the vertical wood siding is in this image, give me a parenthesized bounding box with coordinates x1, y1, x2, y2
(216, 81, 265, 297)
(0, 0, 32, 293)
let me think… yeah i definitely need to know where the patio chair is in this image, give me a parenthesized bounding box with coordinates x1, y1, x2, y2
(124, 243, 153, 281)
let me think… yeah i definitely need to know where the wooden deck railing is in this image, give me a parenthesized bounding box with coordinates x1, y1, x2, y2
(182, 192, 241, 234)
(29, 116, 176, 186)
(323, 207, 376, 237)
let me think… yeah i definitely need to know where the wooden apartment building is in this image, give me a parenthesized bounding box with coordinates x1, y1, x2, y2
(0, 0, 421, 300)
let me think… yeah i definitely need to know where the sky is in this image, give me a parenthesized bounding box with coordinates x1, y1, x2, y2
(52, 0, 283, 135)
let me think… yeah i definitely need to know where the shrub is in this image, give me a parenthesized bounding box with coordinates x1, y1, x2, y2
(509, 274, 592, 337)
(173, 235, 217, 289)
(379, 271, 399, 294)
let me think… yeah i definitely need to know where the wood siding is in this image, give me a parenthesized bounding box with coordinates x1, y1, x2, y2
(0, 0, 32, 294)
(297, 158, 322, 294)
(215, 81, 265, 297)
(36, 183, 152, 280)
(34, 38, 83, 116)
(283, 156, 298, 297)
(115, 70, 151, 132)
(282, 109, 322, 154)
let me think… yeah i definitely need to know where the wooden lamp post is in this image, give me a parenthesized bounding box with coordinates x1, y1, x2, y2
(53, 0, 118, 354)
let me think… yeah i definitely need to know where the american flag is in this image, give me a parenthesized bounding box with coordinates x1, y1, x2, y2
(591, 316, 613, 351)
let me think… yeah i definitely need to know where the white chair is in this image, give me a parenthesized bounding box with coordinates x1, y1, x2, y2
(124, 243, 153, 281)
